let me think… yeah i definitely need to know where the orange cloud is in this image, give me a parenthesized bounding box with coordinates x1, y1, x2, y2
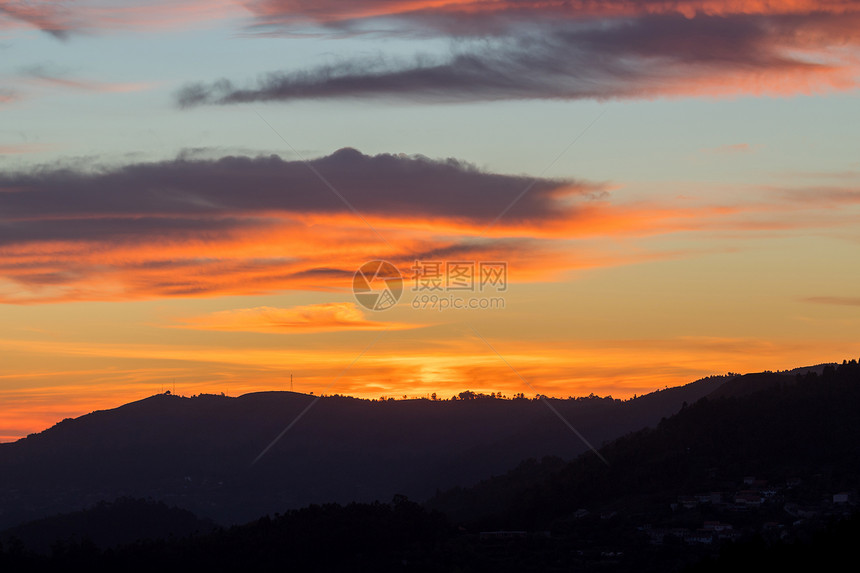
(179, 302, 417, 332)
(0, 150, 604, 302)
(0, 204, 738, 303)
(1, 150, 857, 304)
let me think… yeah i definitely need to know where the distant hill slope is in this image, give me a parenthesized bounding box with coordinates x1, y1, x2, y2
(428, 361, 860, 528)
(0, 375, 725, 529)
(705, 371, 796, 399)
(1, 498, 214, 555)
(705, 364, 835, 400)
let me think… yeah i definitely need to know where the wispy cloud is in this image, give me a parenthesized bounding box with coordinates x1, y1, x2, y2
(802, 296, 860, 306)
(19, 65, 156, 93)
(0, 0, 240, 38)
(0, 143, 53, 154)
(0, 88, 17, 104)
(245, 1, 860, 35)
(180, 4, 860, 105)
(179, 302, 417, 333)
(772, 186, 860, 207)
(700, 143, 763, 155)
(773, 170, 860, 181)
(0, 0, 70, 39)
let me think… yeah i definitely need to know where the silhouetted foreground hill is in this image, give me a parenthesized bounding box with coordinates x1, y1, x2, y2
(0, 497, 455, 573)
(0, 376, 726, 529)
(3, 497, 857, 573)
(429, 361, 860, 529)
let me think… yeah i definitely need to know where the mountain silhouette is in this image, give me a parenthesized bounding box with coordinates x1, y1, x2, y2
(1, 361, 857, 572)
(0, 375, 727, 529)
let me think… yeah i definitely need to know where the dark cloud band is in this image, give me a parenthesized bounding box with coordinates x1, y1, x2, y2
(0, 148, 597, 245)
(177, 13, 860, 106)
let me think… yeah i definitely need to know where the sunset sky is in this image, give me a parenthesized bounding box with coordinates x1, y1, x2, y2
(1, 0, 859, 442)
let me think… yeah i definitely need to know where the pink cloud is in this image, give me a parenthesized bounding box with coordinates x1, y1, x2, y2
(0, 1, 242, 37)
